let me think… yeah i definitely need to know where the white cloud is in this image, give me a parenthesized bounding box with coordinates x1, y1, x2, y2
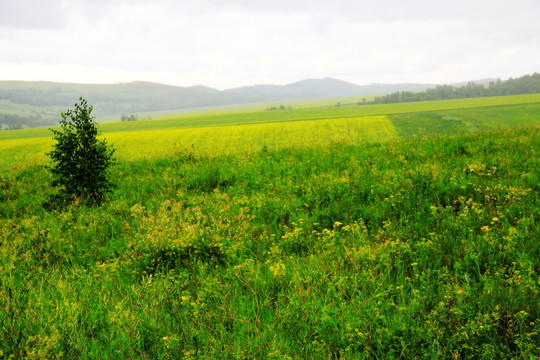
(0, 0, 67, 29)
(0, 0, 539, 89)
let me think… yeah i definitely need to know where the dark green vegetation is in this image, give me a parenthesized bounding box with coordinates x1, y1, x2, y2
(371, 73, 540, 105)
(0, 113, 44, 131)
(1, 124, 538, 358)
(48, 98, 115, 206)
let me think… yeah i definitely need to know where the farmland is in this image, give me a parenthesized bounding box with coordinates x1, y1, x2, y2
(0, 95, 539, 358)
(1, 93, 540, 168)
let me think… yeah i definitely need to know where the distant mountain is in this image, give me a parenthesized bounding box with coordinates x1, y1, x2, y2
(0, 80, 226, 112)
(226, 78, 365, 97)
(226, 78, 436, 98)
(0, 77, 455, 129)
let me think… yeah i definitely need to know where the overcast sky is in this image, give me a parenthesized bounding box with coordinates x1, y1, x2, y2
(0, 0, 539, 89)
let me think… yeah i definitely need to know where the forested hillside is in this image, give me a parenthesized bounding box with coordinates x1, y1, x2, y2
(370, 73, 540, 104)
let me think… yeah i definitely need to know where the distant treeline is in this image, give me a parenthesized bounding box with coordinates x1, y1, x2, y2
(0, 87, 74, 107)
(121, 114, 138, 122)
(367, 73, 540, 105)
(0, 113, 43, 130)
(266, 105, 293, 111)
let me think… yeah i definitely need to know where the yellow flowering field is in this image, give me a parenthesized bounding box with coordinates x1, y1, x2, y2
(1, 93, 540, 169)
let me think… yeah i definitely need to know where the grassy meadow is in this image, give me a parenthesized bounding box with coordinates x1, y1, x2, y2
(0, 95, 539, 358)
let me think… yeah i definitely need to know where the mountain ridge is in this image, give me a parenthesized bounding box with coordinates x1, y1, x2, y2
(0, 77, 493, 129)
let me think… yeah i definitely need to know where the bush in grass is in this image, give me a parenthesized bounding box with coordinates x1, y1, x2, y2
(48, 97, 115, 205)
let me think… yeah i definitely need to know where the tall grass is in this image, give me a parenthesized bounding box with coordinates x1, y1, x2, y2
(1, 125, 538, 358)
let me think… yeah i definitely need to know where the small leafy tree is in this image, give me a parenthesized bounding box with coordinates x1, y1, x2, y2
(48, 97, 115, 205)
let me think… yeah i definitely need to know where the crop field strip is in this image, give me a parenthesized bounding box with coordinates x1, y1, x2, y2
(104, 115, 400, 160)
(1, 94, 540, 169)
(2, 93, 539, 141)
(102, 93, 540, 133)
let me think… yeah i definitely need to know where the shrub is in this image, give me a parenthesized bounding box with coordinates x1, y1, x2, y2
(48, 97, 115, 205)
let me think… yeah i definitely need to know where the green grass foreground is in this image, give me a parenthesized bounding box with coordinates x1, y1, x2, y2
(1, 126, 539, 359)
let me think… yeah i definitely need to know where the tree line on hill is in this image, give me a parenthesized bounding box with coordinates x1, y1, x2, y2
(0, 87, 74, 107)
(0, 112, 43, 130)
(365, 73, 540, 105)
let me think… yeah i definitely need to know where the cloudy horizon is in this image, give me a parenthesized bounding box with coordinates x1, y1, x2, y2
(1, 0, 539, 90)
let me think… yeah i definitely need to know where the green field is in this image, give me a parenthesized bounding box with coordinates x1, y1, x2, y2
(1, 94, 540, 169)
(0, 95, 539, 358)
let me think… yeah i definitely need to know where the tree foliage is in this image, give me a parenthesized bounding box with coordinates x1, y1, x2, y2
(368, 72, 540, 105)
(48, 97, 115, 205)
(0, 112, 42, 130)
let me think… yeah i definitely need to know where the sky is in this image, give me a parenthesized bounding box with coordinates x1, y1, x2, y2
(0, 0, 539, 90)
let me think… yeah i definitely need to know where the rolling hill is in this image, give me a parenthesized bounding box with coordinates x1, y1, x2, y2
(0, 78, 438, 129)
(226, 78, 436, 98)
